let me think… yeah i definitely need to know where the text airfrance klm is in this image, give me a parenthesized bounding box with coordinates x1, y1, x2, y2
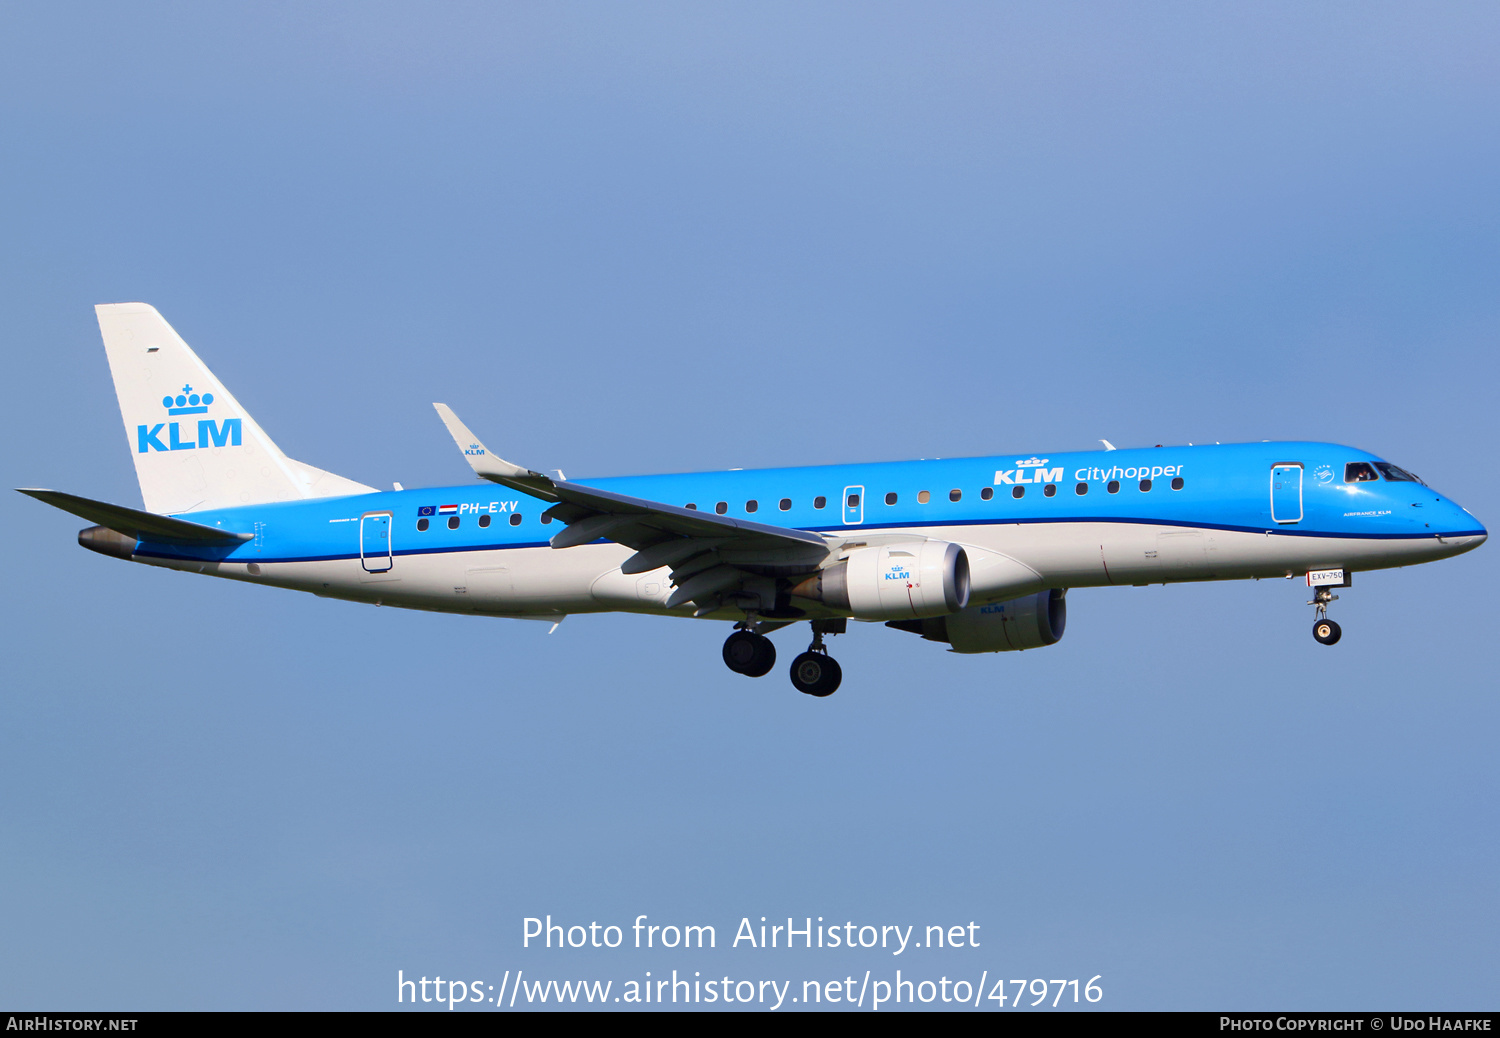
(137, 419, 242, 453)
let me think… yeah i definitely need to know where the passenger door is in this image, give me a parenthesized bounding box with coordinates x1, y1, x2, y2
(1270, 464, 1303, 524)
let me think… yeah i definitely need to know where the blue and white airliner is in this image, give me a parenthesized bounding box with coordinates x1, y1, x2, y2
(20, 304, 1488, 696)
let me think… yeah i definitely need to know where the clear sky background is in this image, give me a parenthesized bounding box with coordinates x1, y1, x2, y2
(2, 2, 1497, 1011)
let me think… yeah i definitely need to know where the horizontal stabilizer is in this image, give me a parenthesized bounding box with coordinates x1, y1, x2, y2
(17, 488, 252, 545)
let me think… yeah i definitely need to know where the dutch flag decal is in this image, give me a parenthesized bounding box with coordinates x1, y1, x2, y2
(438, 504, 459, 515)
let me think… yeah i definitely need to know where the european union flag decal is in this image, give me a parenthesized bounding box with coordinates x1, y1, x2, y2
(417, 505, 436, 517)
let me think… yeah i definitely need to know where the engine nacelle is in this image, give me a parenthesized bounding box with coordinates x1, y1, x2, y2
(886, 589, 1067, 653)
(791, 540, 970, 621)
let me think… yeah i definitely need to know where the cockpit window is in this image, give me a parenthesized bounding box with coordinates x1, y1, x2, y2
(1375, 462, 1425, 486)
(1344, 462, 1379, 483)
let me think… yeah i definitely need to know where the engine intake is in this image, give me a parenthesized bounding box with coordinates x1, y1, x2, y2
(791, 540, 969, 621)
(887, 588, 1067, 653)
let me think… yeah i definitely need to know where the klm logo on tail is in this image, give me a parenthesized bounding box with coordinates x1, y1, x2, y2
(136, 384, 241, 453)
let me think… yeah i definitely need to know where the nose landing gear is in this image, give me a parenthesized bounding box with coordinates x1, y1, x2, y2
(1308, 586, 1342, 645)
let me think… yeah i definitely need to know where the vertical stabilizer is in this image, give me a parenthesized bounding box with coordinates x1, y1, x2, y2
(96, 303, 374, 514)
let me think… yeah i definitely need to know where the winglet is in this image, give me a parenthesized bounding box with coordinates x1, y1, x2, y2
(433, 403, 536, 480)
(432, 404, 559, 499)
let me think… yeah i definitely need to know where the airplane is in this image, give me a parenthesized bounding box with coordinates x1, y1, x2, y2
(19, 303, 1489, 696)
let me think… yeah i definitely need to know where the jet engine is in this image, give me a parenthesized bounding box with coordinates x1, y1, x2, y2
(886, 589, 1066, 653)
(790, 541, 970, 621)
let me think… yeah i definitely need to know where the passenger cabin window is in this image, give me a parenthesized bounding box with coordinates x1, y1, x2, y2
(884, 492, 897, 505)
(745, 500, 758, 513)
(1139, 478, 1152, 492)
(715, 502, 728, 514)
(685, 503, 697, 510)
(1043, 484, 1057, 497)
(510, 513, 522, 526)
(541, 514, 552, 524)
(949, 489, 962, 502)
(779, 498, 792, 511)
(1012, 486, 1025, 499)
(1345, 462, 1379, 483)
(478, 514, 491, 528)
(1375, 462, 1425, 485)
(980, 487, 993, 500)
(917, 490, 930, 504)
(1107, 480, 1120, 494)
(1075, 482, 1088, 496)
(416, 517, 429, 531)
(448, 516, 460, 529)
(1171, 477, 1184, 490)
(814, 496, 827, 509)
(847, 493, 860, 508)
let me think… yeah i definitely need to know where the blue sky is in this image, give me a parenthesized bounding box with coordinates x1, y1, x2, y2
(2, 2, 1497, 1010)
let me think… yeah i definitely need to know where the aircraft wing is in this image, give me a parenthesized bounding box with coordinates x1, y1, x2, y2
(433, 404, 832, 612)
(17, 488, 253, 545)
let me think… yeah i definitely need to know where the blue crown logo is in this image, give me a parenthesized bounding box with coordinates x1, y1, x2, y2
(162, 384, 213, 415)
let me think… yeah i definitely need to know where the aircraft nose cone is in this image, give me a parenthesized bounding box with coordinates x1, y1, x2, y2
(1436, 501, 1485, 553)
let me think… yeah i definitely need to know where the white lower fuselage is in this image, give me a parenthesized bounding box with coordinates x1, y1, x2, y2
(139, 520, 1481, 621)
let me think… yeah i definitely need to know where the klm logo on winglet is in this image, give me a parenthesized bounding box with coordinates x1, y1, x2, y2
(136, 384, 241, 453)
(464, 442, 486, 457)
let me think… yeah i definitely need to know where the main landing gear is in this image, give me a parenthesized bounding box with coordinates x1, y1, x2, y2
(722, 629, 776, 677)
(721, 619, 844, 696)
(1309, 586, 1342, 646)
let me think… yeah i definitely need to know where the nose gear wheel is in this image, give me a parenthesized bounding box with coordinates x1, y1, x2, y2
(1307, 585, 1342, 646)
(1313, 618, 1342, 645)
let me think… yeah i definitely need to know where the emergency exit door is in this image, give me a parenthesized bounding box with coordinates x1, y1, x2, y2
(1270, 464, 1303, 524)
(842, 485, 864, 525)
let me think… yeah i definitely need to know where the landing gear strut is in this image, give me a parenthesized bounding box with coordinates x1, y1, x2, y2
(1309, 586, 1342, 646)
(790, 620, 844, 697)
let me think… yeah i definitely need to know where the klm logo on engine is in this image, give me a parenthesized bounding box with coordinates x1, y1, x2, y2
(136, 384, 241, 453)
(994, 458, 1063, 485)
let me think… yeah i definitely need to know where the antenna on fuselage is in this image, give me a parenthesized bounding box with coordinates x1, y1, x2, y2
(1099, 439, 1117, 451)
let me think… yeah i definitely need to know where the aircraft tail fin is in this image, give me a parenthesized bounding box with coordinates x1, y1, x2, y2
(95, 303, 374, 514)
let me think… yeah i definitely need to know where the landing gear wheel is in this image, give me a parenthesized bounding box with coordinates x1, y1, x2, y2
(1313, 618, 1342, 645)
(790, 652, 842, 697)
(723, 631, 776, 677)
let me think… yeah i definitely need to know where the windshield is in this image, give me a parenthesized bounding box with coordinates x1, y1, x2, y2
(1375, 462, 1426, 486)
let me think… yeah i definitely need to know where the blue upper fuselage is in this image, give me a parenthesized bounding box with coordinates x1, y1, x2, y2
(139, 442, 1487, 564)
